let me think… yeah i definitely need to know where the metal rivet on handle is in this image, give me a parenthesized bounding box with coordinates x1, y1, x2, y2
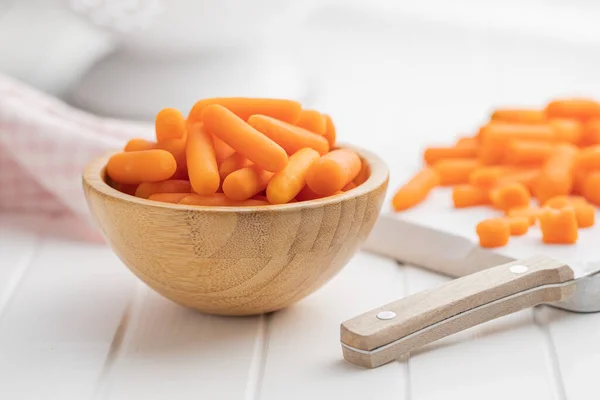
(509, 265, 528, 274)
(377, 311, 396, 320)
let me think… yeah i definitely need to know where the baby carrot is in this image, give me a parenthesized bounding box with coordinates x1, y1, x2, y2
(545, 98, 600, 121)
(135, 180, 192, 199)
(223, 165, 274, 201)
(219, 153, 252, 180)
(469, 166, 513, 188)
(295, 185, 322, 202)
(156, 137, 188, 180)
(506, 207, 540, 225)
(455, 136, 478, 148)
(538, 207, 578, 244)
(323, 114, 337, 148)
(433, 159, 480, 186)
(423, 145, 477, 165)
(582, 119, 600, 146)
(107, 150, 176, 184)
(187, 97, 302, 124)
(543, 195, 587, 209)
(305, 149, 361, 196)
(295, 109, 326, 135)
(504, 140, 554, 165)
(180, 193, 269, 207)
(392, 167, 440, 211)
(573, 202, 595, 228)
(476, 218, 510, 248)
(480, 123, 556, 143)
(353, 160, 370, 186)
(491, 109, 545, 124)
(550, 119, 582, 144)
(212, 135, 235, 163)
(452, 185, 489, 208)
(124, 138, 156, 152)
(582, 171, 600, 206)
(575, 145, 600, 170)
(148, 193, 191, 204)
(267, 148, 320, 204)
(186, 123, 220, 195)
(506, 217, 530, 236)
(247, 114, 329, 155)
(496, 169, 540, 192)
(111, 182, 138, 196)
(155, 108, 186, 142)
(343, 182, 357, 191)
(490, 182, 531, 211)
(202, 105, 288, 172)
(534, 143, 578, 204)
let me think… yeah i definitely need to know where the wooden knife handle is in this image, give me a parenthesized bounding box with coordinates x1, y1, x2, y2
(341, 255, 575, 368)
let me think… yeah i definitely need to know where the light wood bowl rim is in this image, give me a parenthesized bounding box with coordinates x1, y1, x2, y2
(83, 143, 389, 212)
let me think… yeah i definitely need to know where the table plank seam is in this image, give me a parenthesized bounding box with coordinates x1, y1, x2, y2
(533, 308, 568, 400)
(244, 313, 271, 400)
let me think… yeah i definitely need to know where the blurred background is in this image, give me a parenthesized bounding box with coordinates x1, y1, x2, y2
(3, 0, 600, 218)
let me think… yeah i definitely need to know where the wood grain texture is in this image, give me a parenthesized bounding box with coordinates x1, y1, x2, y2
(341, 255, 575, 368)
(82, 145, 388, 316)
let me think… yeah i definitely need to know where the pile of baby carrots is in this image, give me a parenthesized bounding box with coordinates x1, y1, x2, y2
(392, 98, 600, 248)
(106, 98, 368, 207)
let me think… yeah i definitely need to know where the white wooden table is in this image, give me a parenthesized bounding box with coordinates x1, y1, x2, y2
(2, 2, 600, 399)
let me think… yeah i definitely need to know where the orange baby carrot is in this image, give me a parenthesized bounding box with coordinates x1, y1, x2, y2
(490, 182, 531, 211)
(452, 185, 489, 208)
(496, 169, 540, 192)
(124, 138, 156, 152)
(135, 180, 192, 199)
(305, 149, 361, 196)
(476, 218, 510, 248)
(353, 160, 370, 186)
(323, 114, 336, 148)
(468, 166, 514, 188)
(179, 193, 268, 207)
(223, 165, 274, 201)
(156, 137, 188, 180)
(582, 171, 600, 206)
(212, 135, 235, 163)
(504, 140, 554, 165)
(423, 145, 478, 165)
(543, 195, 587, 209)
(392, 167, 440, 211)
(343, 182, 357, 191)
(455, 136, 478, 148)
(186, 123, 220, 195)
(433, 159, 480, 186)
(148, 193, 191, 204)
(534, 143, 578, 204)
(267, 148, 320, 204)
(506, 217, 530, 236)
(247, 114, 329, 155)
(187, 97, 302, 124)
(480, 123, 556, 143)
(111, 182, 138, 196)
(550, 119, 582, 144)
(573, 202, 595, 228)
(295, 185, 322, 202)
(107, 150, 176, 184)
(295, 109, 326, 135)
(582, 119, 600, 146)
(575, 145, 600, 170)
(545, 98, 600, 121)
(506, 207, 540, 225)
(202, 105, 288, 172)
(155, 108, 186, 142)
(491, 109, 545, 124)
(538, 207, 578, 244)
(218, 153, 252, 180)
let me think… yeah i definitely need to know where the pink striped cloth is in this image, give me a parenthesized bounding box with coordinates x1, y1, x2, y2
(0, 73, 153, 241)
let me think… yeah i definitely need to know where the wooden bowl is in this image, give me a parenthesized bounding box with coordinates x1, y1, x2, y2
(82, 145, 389, 315)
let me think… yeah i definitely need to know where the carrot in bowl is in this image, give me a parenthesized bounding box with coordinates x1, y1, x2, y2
(148, 193, 191, 204)
(156, 137, 188, 180)
(155, 108, 186, 142)
(295, 109, 326, 135)
(180, 193, 269, 207)
(306, 149, 361, 196)
(107, 149, 176, 184)
(135, 180, 192, 199)
(223, 165, 274, 201)
(267, 148, 320, 204)
(202, 105, 288, 173)
(323, 114, 337, 148)
(219, 153, 253, 180)
(124, 138, 156, 152)
(186, 123, 220, 195)
(187, 97, 302, 124)
(392, 167, 440, 211)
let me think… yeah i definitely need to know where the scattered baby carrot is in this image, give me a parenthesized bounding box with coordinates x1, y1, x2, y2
(582, 119, 600, 146)
(433, 159, 480, 185)
(124, 138, 156, 152)
(223, 165, 274, 201)
(148, 193, 191, 204)
(295, 109, 326, 135)
(491, 109, 545, 124)
(305, 149, 361, 196)
(538, 207, 578, 244)
(155, 108, 186, 142)
(452, 185, 489, 208)
(506, 216, 530, 236)
(469, 166, 514, 188)
(107, 149, 176, 184)
(323, 114, 337, 148)
(202, 105, 288, 172)
(582, 171, 600, 206)
(504, 140, 554, 165)
(575, 145, 600, 170)
(266, 148, 320, 204)
(392, 167, 440, 211)
(480, 123, 556, 143)
(455, 136, 478, 148)
(490, 182, 531, 211)
(135, 180, 192, 199)
(550, 119, 582, 144)
(476, 218, 510, 248)
(423, 145, 477, 165)
(534, 143, 578, 204)
(186, 123, 220, 195)
(218, 153, 252, 180)
(179, 193, 268, 207)
(496, 169, 540, 192)
(543, 195, 587, 209)
(187, 97, 302, 124)
(573, 202, 595, 228)
(506, 207, 540, 225)
(248, 114, 329, 155)
(545, 98, 600, 121)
